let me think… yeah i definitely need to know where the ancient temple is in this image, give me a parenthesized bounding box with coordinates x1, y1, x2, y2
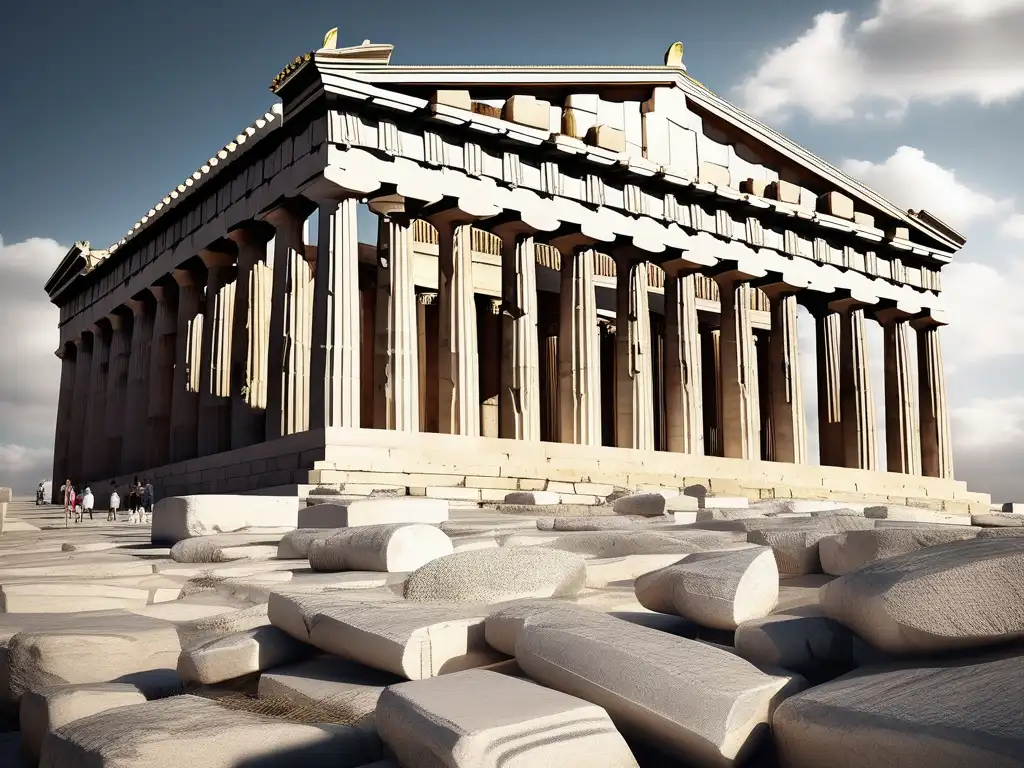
(43, 35, 987, 511)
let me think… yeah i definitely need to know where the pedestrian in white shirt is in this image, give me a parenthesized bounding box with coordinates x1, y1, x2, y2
(108, 481, 120, 522)
(81, 487, 95, 521)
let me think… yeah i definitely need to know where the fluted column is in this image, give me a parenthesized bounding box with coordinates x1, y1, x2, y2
(815, 307, 843, 467)
(104, 314, 131, 477)
(369, 196, 419, 432)
(478, 297, 503, 438)
(121, 297, 154, 474)
(764, 288, 807, 464)
(433, 219, 480, 436)
(147, 286, 177, 468)
(309, 195, 361, 430)
(664, 272, 703, 454)
(417, 292, 440, 433)
(835, 299, 877, 471)
(614, 255, 654, 450)
(169, 268, 204, 464)
(197, 252, 235, 456)
(265, 202, 313, 439)
(490, 224, 542, 442)
(915, 318, 954, 479)
(228, 226, 272, 449)
(717, 275, 760, 460)
(555, 245, 601, 445)
(540, 326, 559, 442)
(67, 333, 93, 483)
(83, 323, 110, 480)
(52, 344, 77, 493)
(877, 309, 921, 475)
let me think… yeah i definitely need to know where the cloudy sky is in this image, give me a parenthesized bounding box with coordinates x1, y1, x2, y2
(1, 0, 1022, 497)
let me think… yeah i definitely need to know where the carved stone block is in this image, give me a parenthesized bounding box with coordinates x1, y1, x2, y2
(740, 178, 770, 197)
(431, 90, 472, 111)
(585, 124, 626, 153)
(503, 95, 552, 131)
(853, 211, 875, 228)
(817, 191, 855, 220)
(697, 161, 730, 188)
(886, 226, 910, 240)
(765, 180, 801, 205)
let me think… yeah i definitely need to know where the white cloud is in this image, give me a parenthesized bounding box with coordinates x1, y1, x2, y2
(840, 146, 1012, 230)
(952, 395, 1024, 501)
(942, 260, 1024, 370)
(0, 234, 65, 494)
(999, 213, 1024, 239)
(736, 0, 1024, 123)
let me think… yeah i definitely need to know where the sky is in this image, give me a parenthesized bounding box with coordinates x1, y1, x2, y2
(2, 0, 1024, 497)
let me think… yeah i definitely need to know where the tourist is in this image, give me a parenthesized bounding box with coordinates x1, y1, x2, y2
(68, 483, 77, 526)
(127, 479, 141, 524)
(108, 482, 120, 522)
(140, 479, 154, 524)
(62, 478, 72, 526)
(81, 486, 95, 521)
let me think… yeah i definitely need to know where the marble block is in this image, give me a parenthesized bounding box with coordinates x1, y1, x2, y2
(699, 496, 749, 510)
(308, 523, 453, 573)
(818, 527, 980, 576)
(299, 498, 449, 528)
(377, 669, 639, 768)
(151, 495, 297, 545)
(611, 493, 673, 518)
(503, 491, 560, 505)
(177, 625, 312, 685)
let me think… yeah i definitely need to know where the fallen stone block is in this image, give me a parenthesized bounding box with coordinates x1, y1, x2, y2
(751, 499, 859, 516)
(734, 605, 887, 682)
(403, 547, 586, 603)
(177, 625, 313, 685)
(484, 600, 603, 656)
(612, 492, 674, 518)
(977, 527, 1024, 539)
(820, 537, 1024, 654)
(299, 498, 448, 528)
(818, 526, 980, 576)
(544, 530, 748, 559)
(517, 616, 804, 766)
(268, 589, 403, 644)
(0, 583, 151, 614)
(5, 612, 181, 707)
(585, 554, 687, 588)
(665, 495, 699, 512)
(496, 503, 614, 517)
(863, 505, 971, 526)
(170, 531, 289, 563)
(700, 496, 749, 509)
(20, 682, 147, 765)
(747, 527, 844, 576)
(972, 513, 1024, 527)
(773, 652, 1024, 768)
(258, 656, 401, 729)
(308, 523, 453, 573)
(38, 694, 380, 768)
(277, 528, 337, 559)
(440, 519, 536, 536)
(696, 508, 766, 522)
(537, 516, 658, 531)
(152, 495, 298, 545)
(634, 546, 779, 629)
(377, 669, 640, 768)
(776, 574, 834, 612)
(307, 600, 505, 680)
(504, 491, 560, 505)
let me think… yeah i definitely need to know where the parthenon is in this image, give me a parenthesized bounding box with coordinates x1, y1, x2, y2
(44, 38, 985, 511)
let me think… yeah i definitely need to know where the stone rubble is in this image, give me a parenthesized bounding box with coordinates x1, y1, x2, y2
(0, 496, 1018, 768)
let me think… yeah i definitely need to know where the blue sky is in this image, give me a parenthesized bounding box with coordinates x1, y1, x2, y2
(3, 0, 1024, 497)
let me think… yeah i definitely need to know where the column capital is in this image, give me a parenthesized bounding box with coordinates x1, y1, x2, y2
(303, 166, 381, 203)
(659, 255, 709, 278)
(261, 197, 315, 227)
(419, 196, 500, 232)
(827, 295, 872, 314)
(874, 302, 916, 326)
(171, 267, 201, 288)
(367, 193, 410, 221)
(712, 267, 759, 286)
(227, 220, 274, 246)
(125, 296, 149, 317)
(149, 284, 174, 304)
(198, 244, 236, 270)
(753, 275, 810, 298)
(911, 309, 949, 330)
(488, 210, 558, 242)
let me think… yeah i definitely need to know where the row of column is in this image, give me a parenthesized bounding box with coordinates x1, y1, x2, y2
(53, 190, 955, 490)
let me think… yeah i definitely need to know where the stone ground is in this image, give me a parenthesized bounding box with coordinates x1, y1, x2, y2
(0, 496, 1021, 767)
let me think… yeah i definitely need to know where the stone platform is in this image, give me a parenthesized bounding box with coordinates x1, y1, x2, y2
(109, 427, 989, 514)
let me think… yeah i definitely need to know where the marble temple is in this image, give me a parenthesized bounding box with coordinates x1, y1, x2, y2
(43, 36, 988, 512)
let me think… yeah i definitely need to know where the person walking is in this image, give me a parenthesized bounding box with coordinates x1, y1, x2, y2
(63, 479, 72, 527)
(140, 479, 154, 524)
(108, 482, 120, 522)
(82, 487, 95, 521)
(68, 484, 78, 525)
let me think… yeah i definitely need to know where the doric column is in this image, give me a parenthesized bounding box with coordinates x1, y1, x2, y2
(227, 225, 272, 450)
(265, 201, 313, 439)
(369, 196, 419, 432)
(701, 327, 723, 456)
(614, 254, 655, 450)
(52, 343, 77, 492)
(104, 313, 131, 477)
(309, 195, 361, 430)
(877, 308, 921, 475)
(417, 292, 440, 433)
(814, 307, 843, 467)
(169, 268, 204, 464)
(83, 322, 111, 480)
(478, 297, 503, 438)
(432, 217, 480, 437)
(664, 272, 703, 454)
(540, 325, 559, 442)
(147, 285, 177, 468)
(763, 286, 807, 464)
(67, 333, 93, 483)
(121, 297, 154, 475)
(554, 242, 601, 446)
(492, 223, 542, 442)
(716, 274, 760, 460)
(835, 298, 878, 471)
(914, 316, 954, 479)
(197, 250, 236, 456)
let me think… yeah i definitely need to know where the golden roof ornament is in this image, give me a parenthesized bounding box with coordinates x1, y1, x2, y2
(664, 41, 684, 68)
(323, 27, 338, 49)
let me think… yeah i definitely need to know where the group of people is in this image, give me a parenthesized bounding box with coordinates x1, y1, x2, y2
(60, 477, 154, 527)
